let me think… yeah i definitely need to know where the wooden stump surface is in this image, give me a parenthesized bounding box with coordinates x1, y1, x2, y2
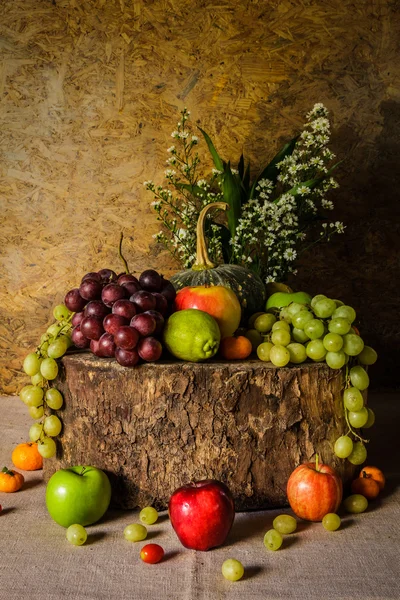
(43, 353, 356, 511)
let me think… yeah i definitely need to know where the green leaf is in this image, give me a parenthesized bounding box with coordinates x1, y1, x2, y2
(198, 127, 224, 172)
(221, 162, 242, 237)
(175, 182, 206, 198)
(285, 160, 343, 199)
(250, 135, 299, 199)
(238, 153, 245, 181)
(243, 161, 251, 194)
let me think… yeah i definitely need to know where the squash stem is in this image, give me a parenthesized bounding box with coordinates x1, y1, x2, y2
(192, 202, 229, 271)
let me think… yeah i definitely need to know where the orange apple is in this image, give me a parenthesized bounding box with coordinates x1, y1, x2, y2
(174, 285, 241, 338)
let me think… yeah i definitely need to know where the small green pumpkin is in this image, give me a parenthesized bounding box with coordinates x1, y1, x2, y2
(170, 202, 266, 317)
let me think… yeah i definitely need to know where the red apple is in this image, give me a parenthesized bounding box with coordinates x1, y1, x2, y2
(168, 479, 235, 551)
(287, 456, 343, 521)
(174, 285, 241, 338)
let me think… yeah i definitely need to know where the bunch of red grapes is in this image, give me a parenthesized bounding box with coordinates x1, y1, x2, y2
(64, 269, 176, 367)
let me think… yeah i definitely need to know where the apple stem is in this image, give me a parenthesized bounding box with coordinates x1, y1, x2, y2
(315, 453, 319, 472)
(192, 202, 229, 271)
(80, 467, 87, 476)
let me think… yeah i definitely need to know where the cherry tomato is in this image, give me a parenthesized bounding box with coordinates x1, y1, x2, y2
(140, 543, 164, 564)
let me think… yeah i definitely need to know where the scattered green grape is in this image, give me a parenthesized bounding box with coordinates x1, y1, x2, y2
(257, 342, 274, 362)
(304, 319, 325, 340)
(334, 435, 354, 458)
(66, 524, 87, 546)
(263, 529, 283, 551)
(323, 333, 343, 352)
(23, 353, 41, 376)
(53, 304, 71, 321)
(29, 422, 43, 442)
(139, 506, 158, 525)
(123, 523, 147, 542)
(325, 350, 346, 369)
(221, 559, 244, 582)
(271, 329, 291, 347)
(358, 345, 378, 366)
(322, 513, 341, 531)
(273, 514, 297, 534)
(348, 441, 367, 465)
(43, 415, 62, 437)
(348, 407, 369, 428)
(343, 494, 368, 514)
(328, 317, 351, 335)
(269, 345, 290, 367)
(363, 408, 375, 428)
(350, 366, 369, 390)
(47, 337, 69, 359)
(313, 298, 337, 319)
(40, 357, 59, 380)
(254, 313, 276, 334)
(37, 437, 57, 458)
(342, 334, 364, 356)
(286, 343, 307, 364)
(45, 388, 64, 410)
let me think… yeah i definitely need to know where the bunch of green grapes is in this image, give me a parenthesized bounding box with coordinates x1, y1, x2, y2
(19, 304, 73, 459)
(249, 294, 378, 465)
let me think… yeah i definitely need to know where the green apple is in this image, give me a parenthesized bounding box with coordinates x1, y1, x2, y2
(266, 291, 312, 310)
(46, 466, 112, 528)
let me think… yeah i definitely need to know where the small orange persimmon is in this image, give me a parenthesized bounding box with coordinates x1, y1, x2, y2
(220, 336, 253, 360)
(0, 467, 25, 493)
(360, 466, 385, 492)
(351, 475, 380, 500)
(12, 442, 43, 471)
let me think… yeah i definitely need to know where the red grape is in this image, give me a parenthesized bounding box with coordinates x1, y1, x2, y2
(84, 300, 110, 320)
(103, 313, 129, 335)
(115, 347, 139, 367)
(143, 310, 164, 335)
(112, 299, 137, 320)
(79, 278, 103, 301)
(138, 337, 163, 362)
(152, 293, 168, 316)
(64, 288, 87, 312)
(71, 312, 84, 327)
(130, 313, 156, 337)
(98, 333, 117, 357)
(80, 316, 104, 340)
(98, 268, 118, 283)
(117, 273, 140, 286)
(160, 279, 176, 303)
(71, 326, 91, 349)
(130, 290, 157, 313)
(121, 281, 141, 296)
(90, 338, 103, 356)
(81, 272, 102, 283)
(102, 283, 127, 307)
(139, 269, 162, 292)
(114, 326, 140, 350)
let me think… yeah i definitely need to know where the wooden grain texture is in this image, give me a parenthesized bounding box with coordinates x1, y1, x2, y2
(1, 0, 399, 392)
(42, 353, 356, 510)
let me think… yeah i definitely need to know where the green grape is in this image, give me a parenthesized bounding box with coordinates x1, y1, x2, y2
(273, 514, 297, 534)
(263, 529, 283, 551)
(287, 343, 307, 364)
(269, 345, 290, 367)
(358, 345, 378, 366)
(29, 422, 43, 442)
(322, 513, 341, 531)
(29, 405, 44, 419)
(221, 559, 244, 582)
(325, 350, 346, 369)
(350, 366, 369, 390)
(61, 333, 73, 349)
(53, 304, 71, 321)
(245, 329, 263, 351)
(328, 317, 351, 335)
(363, 408, 375, 428)
(323, 333, 343, 352)
(271, 329, 291, 347)
(19, 384, 35, 404)
(343, 494, 368, 514)
(279, 307, 292, 323)
(287, 302, 307, 318)
(40, 357, 59, 380)
(334, 435, 353, 458)
(311, 294, 327, 308)
(254, 313, 276, 334)
(348, 408, 369, 428)
(332, 305, 356, 323)
(31, 372, 46, 387)
(248, 312, 266, 328)
(292, 310, 313, 330)
(257, 342, 274, 362)
(348, 442, 367, 465)
(306, 339, 327, 361)
(37, 437, 57, 458)
(343, 387, 364, 411)
(43, 415, 62, 437)
(139, 506, 158, 525)
(66, 524, 87, 546)
(123, 523, 147, 542)
(45, 388, 64, 410)
(47, 337, 69, 359)
(333, 299, 344, 307)
(22, 385, 44, 408)
(304, 319, 325, 340)
(272, 320, 291, 332)
(342, 334, 364, 357)
(23, 353, 41, 376)
(291, 327, 310, 343)
(313, 298, 337, 319)
(46, 322, 65, 337)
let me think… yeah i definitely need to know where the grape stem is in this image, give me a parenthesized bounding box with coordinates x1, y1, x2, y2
(119, 232, 130, 274)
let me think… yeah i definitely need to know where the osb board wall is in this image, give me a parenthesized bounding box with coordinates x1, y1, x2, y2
(0, 0, 399, 394)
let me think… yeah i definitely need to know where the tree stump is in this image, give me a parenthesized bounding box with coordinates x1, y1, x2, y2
(43, 353, 356, 511)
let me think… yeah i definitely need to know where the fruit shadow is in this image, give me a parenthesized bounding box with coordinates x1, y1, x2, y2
(86, 531, 107, 545)
(162, 550, 180, 562)
(22, 478, 44, 491)
(228, 512, 312, 544)
(0, 507, 16, 516)
(242, 566, 264, 580)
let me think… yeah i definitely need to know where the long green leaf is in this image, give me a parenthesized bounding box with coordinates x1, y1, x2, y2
(222, 162, 242, 237)
(198, 127, 224, 172)
(250, 135, 299, 199)
(238, 153, 245, 181)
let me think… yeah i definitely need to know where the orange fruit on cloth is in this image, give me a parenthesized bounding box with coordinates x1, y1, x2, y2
(0, 467, 24, 492)
(358, 466, 385, 492)
(351, 475, 380, 500)
(12, 442, 43, 471)
(220, 336, 252, 360)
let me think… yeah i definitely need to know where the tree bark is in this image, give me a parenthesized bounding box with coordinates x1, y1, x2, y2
(43, 352, 356, 511)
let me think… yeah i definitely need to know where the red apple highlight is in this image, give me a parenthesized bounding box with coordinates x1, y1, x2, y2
(174, 285, 241, 338)
(286, 456, 343, 521)
(168, 479, 235, 551)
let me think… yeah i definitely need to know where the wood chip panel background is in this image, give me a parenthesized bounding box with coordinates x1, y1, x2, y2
(1, 0, 399, 393)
